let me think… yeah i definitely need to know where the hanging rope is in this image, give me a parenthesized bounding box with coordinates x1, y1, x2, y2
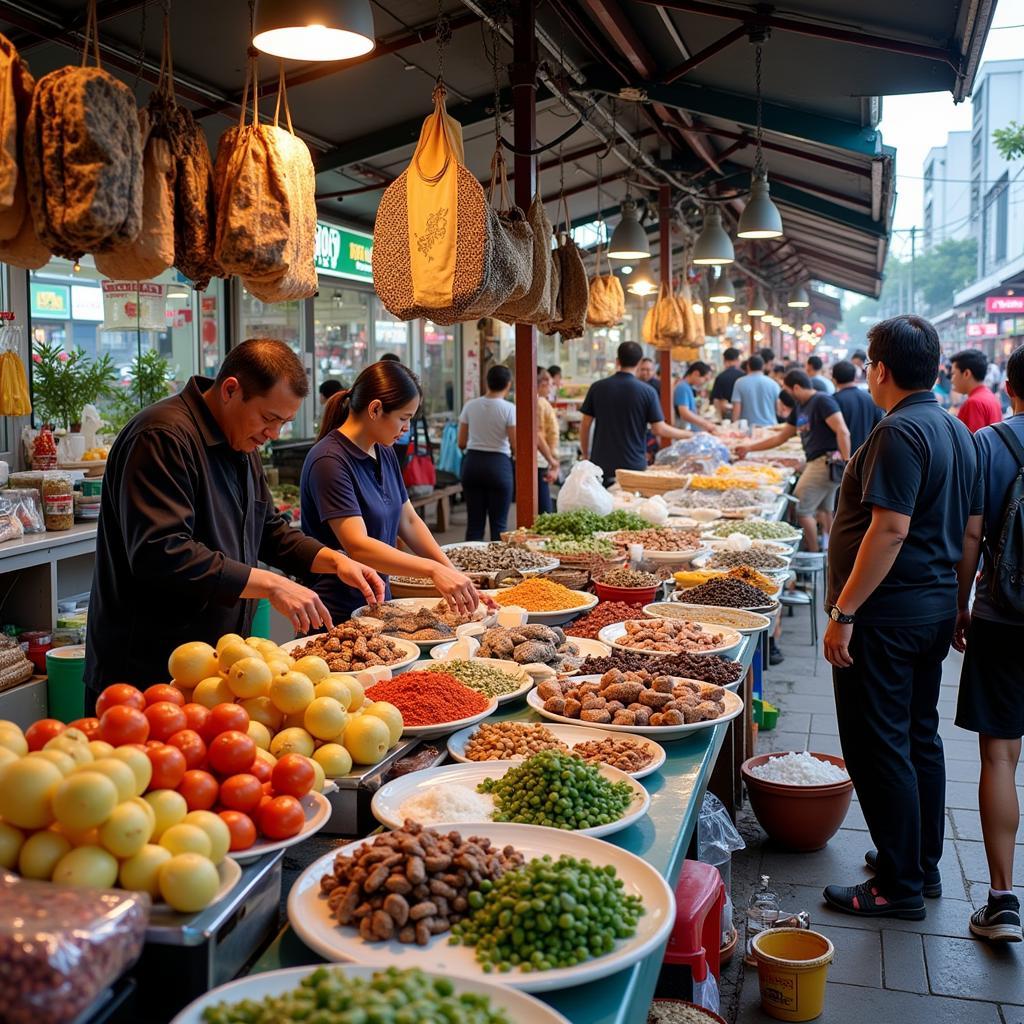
(753, 43, 765, 178)
(435, 0, 451, 87)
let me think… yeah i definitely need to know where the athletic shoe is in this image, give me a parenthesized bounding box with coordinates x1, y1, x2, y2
(865, 849, 942, 898)
(823, 879, 926, 920)
(969, 894, 1022, 942)
(768, 643, 785, 666)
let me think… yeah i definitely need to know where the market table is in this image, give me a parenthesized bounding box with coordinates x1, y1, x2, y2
(249, 636, 757, 1024)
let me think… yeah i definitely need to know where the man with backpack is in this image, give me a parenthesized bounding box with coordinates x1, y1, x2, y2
(953, 342, 1024, 943)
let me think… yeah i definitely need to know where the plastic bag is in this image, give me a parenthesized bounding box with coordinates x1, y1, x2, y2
(557, 460, 613, 515)
(437, 419, 463, 478)
(0, 872, 149, 1024)
(654, 433, 731, 471)
(693, 973, 721, 1015)
(698, 792, 745, 862)
(5, 486, 43, 532)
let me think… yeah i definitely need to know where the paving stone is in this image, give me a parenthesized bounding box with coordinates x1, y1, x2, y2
(923, 933, 1024, 1004)
(770, 694, 840, 715)
(1000, 1006, 1024, 1024)
(943, 739, 989, 762)
(763, 731, 811, 753)
(955, 839, 1024, 886)
(969, 881, 1024, 908)
(950, 808, 1024, 843)
(810, 714, 840, 735)
(938, 720, 976, 742)
(882, 930, 929, 992)
(772, 711, 812, 734)
(946, 780, 986, 808)
(806, 733, 844, 756)
(759, 828, 879, 887)
(945, 760, 982, 784)
(842, 801, 870, 832)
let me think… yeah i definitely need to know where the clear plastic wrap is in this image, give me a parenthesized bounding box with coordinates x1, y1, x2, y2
(4, 487, 44, 533)
(0, 873, 149, 1024)
(654, 434, 732, 473)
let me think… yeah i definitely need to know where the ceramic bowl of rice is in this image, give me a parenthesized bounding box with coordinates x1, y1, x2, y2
(741, 751, 853, 852)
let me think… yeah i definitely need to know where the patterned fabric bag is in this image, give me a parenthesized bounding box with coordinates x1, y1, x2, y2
(541, 200, 589, 339)
(494, 190, 551, 325)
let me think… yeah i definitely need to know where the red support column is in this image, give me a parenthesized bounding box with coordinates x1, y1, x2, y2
(658, 184, 673, 436)
(512, 0, 538, 527)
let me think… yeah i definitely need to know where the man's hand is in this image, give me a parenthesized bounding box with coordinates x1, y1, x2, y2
(952, 607, 971, 653)
(430, 563, 480, 616)
(735, 445, 749, 460)
(546, 466, 559, 484)
(263, 573, 333, 635)
(334, 553, 385, 606)
(824, 618, 854, 668)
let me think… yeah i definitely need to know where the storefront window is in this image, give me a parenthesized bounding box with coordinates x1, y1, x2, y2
(374, 300, 411, 364)
(421, 321, 457, 417)
(312, 284, 370, 390)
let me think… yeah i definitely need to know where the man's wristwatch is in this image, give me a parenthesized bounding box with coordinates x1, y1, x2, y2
(828, 605, 856, 624)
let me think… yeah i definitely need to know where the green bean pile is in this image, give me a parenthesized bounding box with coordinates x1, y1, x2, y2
(450, 855, 644, 972)
(540, 537, 619, 557)
(200, 966, 514, 1024)
(533, 509, 651, 538)
(710, 520, 799, 540)
(478, 750, 633, 830)
(423, 660, 525, 698)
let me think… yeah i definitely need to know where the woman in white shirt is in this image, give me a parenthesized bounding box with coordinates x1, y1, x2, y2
(458, 365, 516, 540)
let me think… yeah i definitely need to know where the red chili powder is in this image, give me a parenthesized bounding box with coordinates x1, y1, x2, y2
(366, 671, 489, 726)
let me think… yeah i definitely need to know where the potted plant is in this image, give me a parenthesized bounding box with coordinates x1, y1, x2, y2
(103, 349, 174, 434)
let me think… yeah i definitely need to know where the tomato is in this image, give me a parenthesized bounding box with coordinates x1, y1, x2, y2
(67, 717, 101, 741)
(145, 739, 164, 749)
(96, 684, 146, 717)
(144, 684, 185, 708)
(144, 702, 188, 743)
(207, 730, 257, 776)
(25, 718, 66, 751)
(166, 729, 207, 770)
(218, 811, 257, 852)
(146, 744, 187, 790)
(201, 703, 250, 744)
(258, 795, 304, 840)
(181, 703, 211, 734)
(99, 705, 150, 746)
(271, 753, 315, 799)
(248, 756, 272, 784)
(177, 769, 219, 811)
(219, 774, 263, 814)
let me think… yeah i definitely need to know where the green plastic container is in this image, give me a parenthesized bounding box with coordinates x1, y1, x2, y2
(753, 698, 780, 731)
(250, 598, 272, 640)
(45, 645, 86, 723)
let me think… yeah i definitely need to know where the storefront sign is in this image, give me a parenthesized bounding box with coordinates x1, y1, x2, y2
(314, 221, 373, 282)
(985, 295, 1024, 314)
(101, 281, 166, 331)
(967, 322, 998, 338)
(30, 283, 70, 319)
(71, 284, 103, 322)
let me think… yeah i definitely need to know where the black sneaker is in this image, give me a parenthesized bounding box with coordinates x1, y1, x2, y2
(768, 643, 785, 666)
(823, 879, 926, 921)
(865, 849, 942, 898)
(969, 894, 1022, 942)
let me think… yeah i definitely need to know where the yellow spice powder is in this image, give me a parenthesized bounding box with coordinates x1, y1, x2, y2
(494, 578, 582, 611)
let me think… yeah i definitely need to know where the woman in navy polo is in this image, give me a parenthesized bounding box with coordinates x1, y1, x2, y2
(300, 360, 479, 623)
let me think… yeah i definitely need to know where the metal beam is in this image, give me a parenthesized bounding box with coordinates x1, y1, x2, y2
(584, 67, 881, 157)
(717, 160, 872, 212)
(9, 0, 147, 52)
(770, 181, 886, 236)
(661, 25, 747, 84)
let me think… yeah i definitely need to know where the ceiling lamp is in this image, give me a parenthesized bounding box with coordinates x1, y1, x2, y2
(708, 272, 735, 304)
(692, 206, 734, 265)
(608, 197, 651, 260)
(736, 42, 783, 240)
(627, 266, 657, 296)
(253, 0, 375, 61)
(692, 301, 703, 315)
(787, 283, 810, 308)
(747, 288, 768, 317)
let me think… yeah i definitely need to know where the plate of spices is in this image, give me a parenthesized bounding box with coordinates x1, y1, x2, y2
(364, 669, 498, 740)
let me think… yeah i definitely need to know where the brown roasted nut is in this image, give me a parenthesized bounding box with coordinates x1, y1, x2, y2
(634, 707, 652, 727)
(660, 709, 686, 726)
(564, 697, 582, 718)
(409, 900, 438, 921)
(640, 688, 673, 709)
(581, 695, 606, 711)
(651, 676, 674, 693)
(543, 696, 566, 714)
(581, 708, 612, 723)
(384, 893, 410, 926)
(371, 909, 395, 940)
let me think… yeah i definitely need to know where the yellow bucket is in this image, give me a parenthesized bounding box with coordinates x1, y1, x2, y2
(752, 928, 834, 1022)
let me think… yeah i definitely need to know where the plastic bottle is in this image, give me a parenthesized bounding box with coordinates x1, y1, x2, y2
(744, 874, 781, 965)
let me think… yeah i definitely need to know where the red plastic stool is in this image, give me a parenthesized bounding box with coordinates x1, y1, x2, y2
(663, 859, 726, 984)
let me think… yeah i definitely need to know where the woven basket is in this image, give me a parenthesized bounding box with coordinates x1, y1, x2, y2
(0, 639, 33, 693)
(616, 469, 689, 496)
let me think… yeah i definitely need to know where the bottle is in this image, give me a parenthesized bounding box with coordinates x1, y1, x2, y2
(744, 874, 781, 966)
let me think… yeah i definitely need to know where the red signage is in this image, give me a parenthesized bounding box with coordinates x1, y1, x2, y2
(986, 296, 1024, 314)
(967, 322, 998, 338)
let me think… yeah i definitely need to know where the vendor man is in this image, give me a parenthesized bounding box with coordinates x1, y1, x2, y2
(84, 339, 384, 710)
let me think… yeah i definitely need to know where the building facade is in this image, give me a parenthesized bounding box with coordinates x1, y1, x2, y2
(922, 132, 971, 250)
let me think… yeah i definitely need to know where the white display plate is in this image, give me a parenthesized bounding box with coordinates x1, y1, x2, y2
(169, 964, 572, 1024)
(704, 537, 792, 555)
(446, 721, 667, 780)
(287, 823, 675, 993)
(643, 602, 772, 636)
(280, 634, 421, 674)
(352, 598, 496, 650)
(370, 760, 649, 839)
(230, 791, 332, 864)
(597, 620, 744, 659)
(482, 588, 599, 626)
(526, 684, 744, 741)
(411, 657, 534, 705)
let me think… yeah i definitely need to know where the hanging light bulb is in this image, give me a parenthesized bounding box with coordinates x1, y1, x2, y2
(253, 0, 375, 61)
(748, 287, 768, 317)
(692, 206, 734, 265)
(626, 266, 656, 296)
(608, 196, 651, 260)
(787, 283, 810, 308)
(736, 42, 784, 239)
(692, 301, 704, 315)
(708, 272, 735, 304)
(716, 305, 731, 314)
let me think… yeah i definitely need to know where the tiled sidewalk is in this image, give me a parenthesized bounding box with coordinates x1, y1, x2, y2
(723, 614, 1024, 1024)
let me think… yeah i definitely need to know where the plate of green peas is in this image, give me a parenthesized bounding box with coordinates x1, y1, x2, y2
(287, 824, 676, 993)
(170, 964, 572, 1023)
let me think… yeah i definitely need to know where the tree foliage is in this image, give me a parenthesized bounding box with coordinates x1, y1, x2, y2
(994, 121, 1024, 161)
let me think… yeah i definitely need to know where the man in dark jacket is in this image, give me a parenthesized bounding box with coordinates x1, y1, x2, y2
(85, 339, 383, 708)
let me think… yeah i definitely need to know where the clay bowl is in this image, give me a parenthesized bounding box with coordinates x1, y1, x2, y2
(741, 752, 853, 852)
(593, 581, 660, 606)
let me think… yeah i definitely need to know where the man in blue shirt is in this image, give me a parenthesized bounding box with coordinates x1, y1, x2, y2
(832, 359, 882, 453)
(730, 355, 780, 426)
(823, 315, 982, 922)
(580, 342, 692, 487)
(806, 355, 836, 394)
(953, 342, 1024, 942)
(673, 361, 717, 432)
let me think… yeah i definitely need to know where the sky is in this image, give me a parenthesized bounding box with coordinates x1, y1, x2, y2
(879, 0, 1024, 261)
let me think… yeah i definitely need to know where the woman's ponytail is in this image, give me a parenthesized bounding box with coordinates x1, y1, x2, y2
(317, 389, 352, 440)
(317, 361, 422, 442)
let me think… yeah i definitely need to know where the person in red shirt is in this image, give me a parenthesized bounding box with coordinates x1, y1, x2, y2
(952, 349, 1003, 433)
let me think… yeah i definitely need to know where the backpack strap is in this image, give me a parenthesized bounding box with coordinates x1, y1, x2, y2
(991, 421, 1024, 471)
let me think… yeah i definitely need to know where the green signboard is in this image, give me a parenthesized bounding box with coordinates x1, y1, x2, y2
(30, 282, 70, 319)
(314, 221, 373, 283)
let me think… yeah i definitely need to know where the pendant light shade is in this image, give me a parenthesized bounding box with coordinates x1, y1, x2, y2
(253, 0, 375, 61)
(708, 273, 735, 304)
(626, 266, 656, 296)
(748, 288, 768, 317)
(692, 206, 734, 266)
(607, 197, 651, 260)
(737, 171, 783, 239)
(787, 283, 810, 308)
